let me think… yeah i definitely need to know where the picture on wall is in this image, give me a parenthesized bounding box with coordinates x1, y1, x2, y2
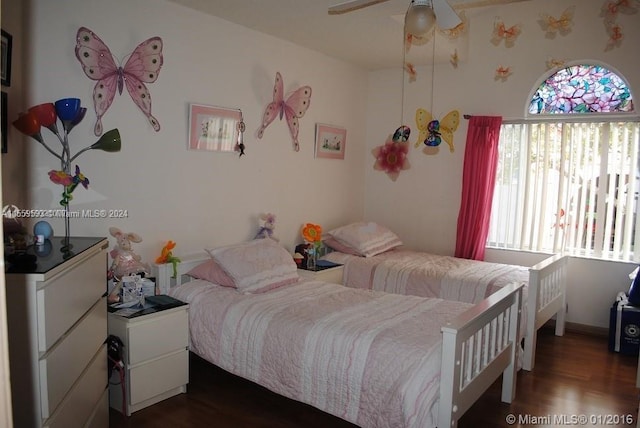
(1, 30, 12, 87)
(1, 91, 6, 153)
(315, 123, 346, 159)
(188, 104, 242, 152)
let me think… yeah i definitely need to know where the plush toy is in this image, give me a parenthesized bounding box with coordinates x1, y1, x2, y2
(254, 213, 279, 241)
(108, 226, 150, 279)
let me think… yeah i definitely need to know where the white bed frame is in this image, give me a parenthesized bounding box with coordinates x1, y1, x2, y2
(155, 254, 524, 428)
(524, 253, 568, 371)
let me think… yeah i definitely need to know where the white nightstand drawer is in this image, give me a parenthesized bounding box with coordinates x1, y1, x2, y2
(127, 308, 189, 365)
(128, 349, 189, 405)
(39, 298, 107, 418)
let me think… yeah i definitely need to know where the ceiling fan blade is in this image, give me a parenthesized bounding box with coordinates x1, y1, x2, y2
(328, 0, 390, 15)
(432, 0, 462, 29)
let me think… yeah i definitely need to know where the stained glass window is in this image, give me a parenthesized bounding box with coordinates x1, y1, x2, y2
(528, 64, 634, 114)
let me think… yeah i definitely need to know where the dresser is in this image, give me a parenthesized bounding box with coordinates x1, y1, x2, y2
(5, 236, 109, 428)
(107, 300, 189, 415)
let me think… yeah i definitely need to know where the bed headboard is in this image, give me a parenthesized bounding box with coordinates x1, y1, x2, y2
(153, 252, 210, 294)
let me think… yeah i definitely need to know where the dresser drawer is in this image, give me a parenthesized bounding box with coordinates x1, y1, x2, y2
(127, 308, 188, 365)
(128, 349, 189, 405)
(44, 345, 108, 428)
(37, 250, 106, 352)
(39, 298, 107, 418)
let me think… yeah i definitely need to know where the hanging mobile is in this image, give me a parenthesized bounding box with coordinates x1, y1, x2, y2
(235, 113, 246, 157)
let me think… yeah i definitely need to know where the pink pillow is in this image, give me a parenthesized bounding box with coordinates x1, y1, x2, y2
(323, 237, 361, 256)
(326, 222, 403, 257)
(186, 259, 236, 288)
(207, 239, 299, 294)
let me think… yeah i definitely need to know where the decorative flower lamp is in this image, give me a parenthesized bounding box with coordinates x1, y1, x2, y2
(13, 97, 122, 242)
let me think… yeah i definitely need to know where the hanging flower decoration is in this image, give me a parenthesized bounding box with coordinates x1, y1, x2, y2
(49, 165, 91, 206)
(372, 135, 411, 182)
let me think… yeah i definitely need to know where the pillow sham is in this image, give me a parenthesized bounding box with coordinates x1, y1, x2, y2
(186, 259, 235, 288)
(326, 221, 402, 257)
(323, 237, 361, 256)
(207, 239, 299, 294)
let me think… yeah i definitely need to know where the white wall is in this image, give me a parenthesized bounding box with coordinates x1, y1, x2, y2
(365, 0, 640, 328)
(5, 0, 368, 263)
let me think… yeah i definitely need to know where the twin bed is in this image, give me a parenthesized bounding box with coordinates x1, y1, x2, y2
(320, 221, 568, 371)
(155, 238, 524, 428)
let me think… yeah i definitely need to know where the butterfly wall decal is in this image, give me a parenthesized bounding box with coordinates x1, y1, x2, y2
(257, 72, 312, 152)
(414, 109, 459, 153)
(495, 66, 513, 82)
(490, 19, 522, 48)
(75, 27, 163, 136)
(538, 6, 575, 38)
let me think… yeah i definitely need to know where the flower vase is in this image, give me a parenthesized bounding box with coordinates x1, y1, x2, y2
(306, 246, 316, 270)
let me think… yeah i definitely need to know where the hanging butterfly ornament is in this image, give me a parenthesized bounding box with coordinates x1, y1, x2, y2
(490, 18, 522, 48)
(257, 72, 312, 152)
(538, 6, 575, 38)
(414, 108, 459, 153)
(75, 27, 163, 136)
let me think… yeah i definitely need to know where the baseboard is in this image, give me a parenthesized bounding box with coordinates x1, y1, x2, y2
(542, 319, 608, 337)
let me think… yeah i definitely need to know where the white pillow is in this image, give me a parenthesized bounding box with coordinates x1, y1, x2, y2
(326, 222, 402, 257)
(207, 239, 299, 294)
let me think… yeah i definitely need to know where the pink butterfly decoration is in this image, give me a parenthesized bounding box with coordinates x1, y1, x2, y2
(75, 27, 163, 136)
(257, 72, 312, 151)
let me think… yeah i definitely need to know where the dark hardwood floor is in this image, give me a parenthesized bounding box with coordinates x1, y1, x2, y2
(109, 328, 639, 428)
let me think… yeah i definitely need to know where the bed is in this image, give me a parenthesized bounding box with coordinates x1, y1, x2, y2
(155, 238, 523, 428)
(320, 221, 568, 371)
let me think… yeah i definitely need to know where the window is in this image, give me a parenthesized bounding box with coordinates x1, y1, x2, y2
(488, 64, 640, 261)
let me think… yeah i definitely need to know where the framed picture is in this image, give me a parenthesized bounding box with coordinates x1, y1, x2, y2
(315, 123, 346, 159)
(1, 30, 12, 87)
(188, 104, 242, 152)
(1, 91, 6, 153)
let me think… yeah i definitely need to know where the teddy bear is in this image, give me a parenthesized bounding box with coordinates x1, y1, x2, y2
(108, 226, 150, 279)
(254, 213, 279, 241)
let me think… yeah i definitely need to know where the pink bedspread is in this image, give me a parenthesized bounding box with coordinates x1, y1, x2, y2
(323, 250, 529, 304)
(169, 278, 472, 428)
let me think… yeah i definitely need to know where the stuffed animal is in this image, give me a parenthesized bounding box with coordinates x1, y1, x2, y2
(108, 226, 150, 279)
(254, 213, 279, 241)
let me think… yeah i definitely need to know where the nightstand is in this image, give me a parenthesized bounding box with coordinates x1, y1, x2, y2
(298, 264, 344, 284)
(107, 298, 189, 415)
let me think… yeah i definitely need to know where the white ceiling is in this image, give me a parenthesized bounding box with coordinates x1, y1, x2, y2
(167, 0, 528, 70)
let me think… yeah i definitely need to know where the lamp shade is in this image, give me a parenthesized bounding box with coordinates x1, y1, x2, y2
(28, 103, 57, 129)
(13, 111, 41, 137)
(54, 98, 81, 121)
(405, 0, 436, 36)
(91, 128, 121, 152)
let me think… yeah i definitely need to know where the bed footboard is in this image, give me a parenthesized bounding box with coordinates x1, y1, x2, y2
(439, 282, 523, 428)
(523, 253, 568, 371)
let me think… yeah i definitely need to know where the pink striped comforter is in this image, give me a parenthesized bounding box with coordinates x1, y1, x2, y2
(169, 278, 472, 428)
(323, 250, 529, 304)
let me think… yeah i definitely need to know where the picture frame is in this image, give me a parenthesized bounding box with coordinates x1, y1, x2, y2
(1, 91, 6, 154)
(188, 104, 242, 152)
(314, 123, 346, 159)
(1, 30, 12, 87)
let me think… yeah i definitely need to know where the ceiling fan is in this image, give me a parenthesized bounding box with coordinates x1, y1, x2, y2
(329, 0, 530, 32)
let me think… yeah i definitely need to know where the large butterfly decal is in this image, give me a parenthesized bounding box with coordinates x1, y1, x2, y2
(75, 27, 163, 136)
(490, 19, 522, 48)
(414, 109, 459, 153)
(257, 72, 312, 152)
(538, 6, 575, 38)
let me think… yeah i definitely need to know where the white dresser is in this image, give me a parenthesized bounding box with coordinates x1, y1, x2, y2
(107, 301, 189, 415)
(5, 236, 109, 428)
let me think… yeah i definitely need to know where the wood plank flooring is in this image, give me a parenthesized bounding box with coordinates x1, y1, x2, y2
(109, 328, 639, 428)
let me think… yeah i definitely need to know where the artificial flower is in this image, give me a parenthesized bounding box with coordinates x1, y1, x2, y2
(48, 170, 73, 186)
(302, 223, 322, 243)
(72, 165, 90, 189)
(372, 137, 410, 182)
(156, 240, 181, 278)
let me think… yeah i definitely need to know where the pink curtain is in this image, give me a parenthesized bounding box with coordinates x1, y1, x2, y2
(455, 116, 503, 260)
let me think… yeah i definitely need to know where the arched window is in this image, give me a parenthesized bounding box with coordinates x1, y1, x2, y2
(528, 64, 634, 114)
(489, 63, 640, 262)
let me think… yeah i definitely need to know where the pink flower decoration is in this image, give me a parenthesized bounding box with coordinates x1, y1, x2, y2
(48, 170, 73, 186)
(372, 137, 411, 182)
